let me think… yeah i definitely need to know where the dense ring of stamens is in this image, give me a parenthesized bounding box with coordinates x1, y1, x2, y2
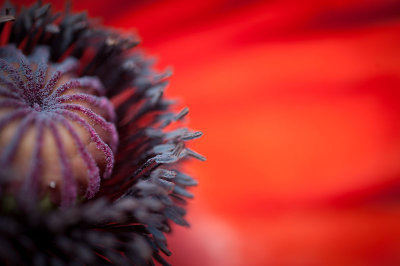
(0, 45, 118, 205)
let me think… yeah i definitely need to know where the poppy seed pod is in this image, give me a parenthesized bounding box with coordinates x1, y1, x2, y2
(0, 44, 118, 205)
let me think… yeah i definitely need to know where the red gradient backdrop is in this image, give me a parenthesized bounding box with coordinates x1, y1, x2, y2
(12, 0, 400, 265)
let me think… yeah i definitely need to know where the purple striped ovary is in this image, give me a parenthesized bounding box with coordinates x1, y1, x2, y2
(0, 45, 118, 205)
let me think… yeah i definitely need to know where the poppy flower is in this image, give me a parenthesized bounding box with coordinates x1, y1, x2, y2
(0, 1, 204, 265)
(3, 0, 400, 266)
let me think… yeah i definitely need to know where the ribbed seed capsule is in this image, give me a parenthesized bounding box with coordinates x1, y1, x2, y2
(0, 45, 118, 205)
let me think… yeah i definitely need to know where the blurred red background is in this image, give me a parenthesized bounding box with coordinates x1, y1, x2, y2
(13, 0, 400, 265)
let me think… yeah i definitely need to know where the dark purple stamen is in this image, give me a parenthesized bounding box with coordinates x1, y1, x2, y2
(28, 46, 50, 63)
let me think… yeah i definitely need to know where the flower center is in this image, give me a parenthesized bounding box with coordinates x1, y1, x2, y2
(0, 45, 118, 205)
